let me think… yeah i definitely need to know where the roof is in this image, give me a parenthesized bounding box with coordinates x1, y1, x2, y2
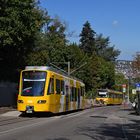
(25, 66, 84, 84)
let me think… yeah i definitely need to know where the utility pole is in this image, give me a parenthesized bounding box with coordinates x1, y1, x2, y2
(50, 61, 71, 75)
(50, 61, 86, 76)
(68, 61, 70, 76)
(127, 78, 130, 103)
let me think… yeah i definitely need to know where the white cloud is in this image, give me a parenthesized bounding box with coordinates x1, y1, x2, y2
(112, 20, 119, 26)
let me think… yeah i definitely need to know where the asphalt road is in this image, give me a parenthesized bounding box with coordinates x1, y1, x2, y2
(0, 105, 140, 140)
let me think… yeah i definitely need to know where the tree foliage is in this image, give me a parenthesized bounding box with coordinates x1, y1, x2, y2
(0, 0, 49, 81)
(132, 52, 140, 81)
(0, 1, 121, 97)
(132, 53, 140, 73)
(95, 34, 120, 61)
(79, 21, 96, 55)
(114, 73, 127, 91)
(78, 21, 120, 95)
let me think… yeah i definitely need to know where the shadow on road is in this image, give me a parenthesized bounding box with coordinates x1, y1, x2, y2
(76, 108, 140, 140)
(46, 138, 70, 140)
(19, 109, 83, 118)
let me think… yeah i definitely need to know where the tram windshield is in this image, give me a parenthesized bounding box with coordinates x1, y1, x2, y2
(97, 89, 108, 98)
(21, 71, 47, 96)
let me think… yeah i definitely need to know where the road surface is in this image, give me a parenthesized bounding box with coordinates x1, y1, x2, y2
(0, 105, 140, 140)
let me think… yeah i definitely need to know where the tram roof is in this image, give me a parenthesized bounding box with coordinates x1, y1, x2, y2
(98, 89, 122, 94)
(25, 66, 84, 83)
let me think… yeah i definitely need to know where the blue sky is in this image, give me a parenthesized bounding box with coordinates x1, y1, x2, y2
(39, 0, 140, 60)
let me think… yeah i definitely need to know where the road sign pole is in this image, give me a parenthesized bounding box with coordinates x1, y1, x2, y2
(127, 81, 130, 103)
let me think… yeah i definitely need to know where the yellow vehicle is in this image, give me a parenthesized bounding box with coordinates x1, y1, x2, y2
(96, 89, 123, 105)
(17, 66, 85, 113)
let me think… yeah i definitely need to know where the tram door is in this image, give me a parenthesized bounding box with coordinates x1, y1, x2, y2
(65, 85, 69, 111)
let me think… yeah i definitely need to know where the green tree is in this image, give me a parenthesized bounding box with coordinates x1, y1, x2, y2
(114, 72, 127, 91)
(79, 21, 120, 94)
(26, 50, 49, 66)
(64, 43, 85, 70)
(41, 17, 67, 63)
(79, 21, 96, 55)
(0, 0, 49, 81)
(26, 16, 68, 71)
(95, 34, 120, 61)
(132, 52, 140, 80)
(98, 57, 115, 88)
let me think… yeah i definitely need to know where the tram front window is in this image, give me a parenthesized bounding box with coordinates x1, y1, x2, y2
(98, 94, 108, 98)
(98, 90, 108, 98)
(21, 71, 47, 96)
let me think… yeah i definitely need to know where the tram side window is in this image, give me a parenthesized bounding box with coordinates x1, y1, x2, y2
(47, 78, 54, 95)
(119, 94, 122, 99)
(108, 93, 111, 98)
(78, 88, 81, 97)
(56, 79, 61, 94)
(118, 94, 120, 98)
(75, 88, 77, 101)
(111, 94, 114, 98)
(81, 87, 85, 96)
(113, 94, 115, 98)
(72, 87, 75, 101)
(70, 87, 73, 101)
(61, 80, 65, 95)
(80, 87, 83, 96)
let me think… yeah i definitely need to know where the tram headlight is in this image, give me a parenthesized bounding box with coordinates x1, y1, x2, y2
(103, 101, 107, 105)
(18, 100, 24, 103)
(37, 100, 46, 104)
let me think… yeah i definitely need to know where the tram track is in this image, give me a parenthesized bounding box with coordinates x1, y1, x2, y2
(0, 105, 119, 127)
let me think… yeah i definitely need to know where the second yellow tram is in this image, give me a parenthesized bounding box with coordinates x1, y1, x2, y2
(96, 89, 123, 105)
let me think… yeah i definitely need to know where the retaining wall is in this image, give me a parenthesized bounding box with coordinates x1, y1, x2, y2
(0, 82, 17, 107)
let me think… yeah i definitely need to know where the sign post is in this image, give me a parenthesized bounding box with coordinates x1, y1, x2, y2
(122, 84, 127, 108)
(135, 83, 140, 114)
(122, 84, 126, 93)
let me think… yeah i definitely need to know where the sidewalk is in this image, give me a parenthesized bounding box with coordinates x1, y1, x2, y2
(0, 106, 16, 114)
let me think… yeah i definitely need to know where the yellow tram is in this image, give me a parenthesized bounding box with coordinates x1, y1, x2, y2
(17, 66, 85, 113)
(96, 89, 123, 105)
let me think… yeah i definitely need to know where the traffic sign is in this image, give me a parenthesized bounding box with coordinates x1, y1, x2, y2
(135, 83, 140, 91)
(135, 83, 140, 87)
(122, 84, 126, 88)
(132, 89, 136, 94)
(122, 84, 126, 93)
